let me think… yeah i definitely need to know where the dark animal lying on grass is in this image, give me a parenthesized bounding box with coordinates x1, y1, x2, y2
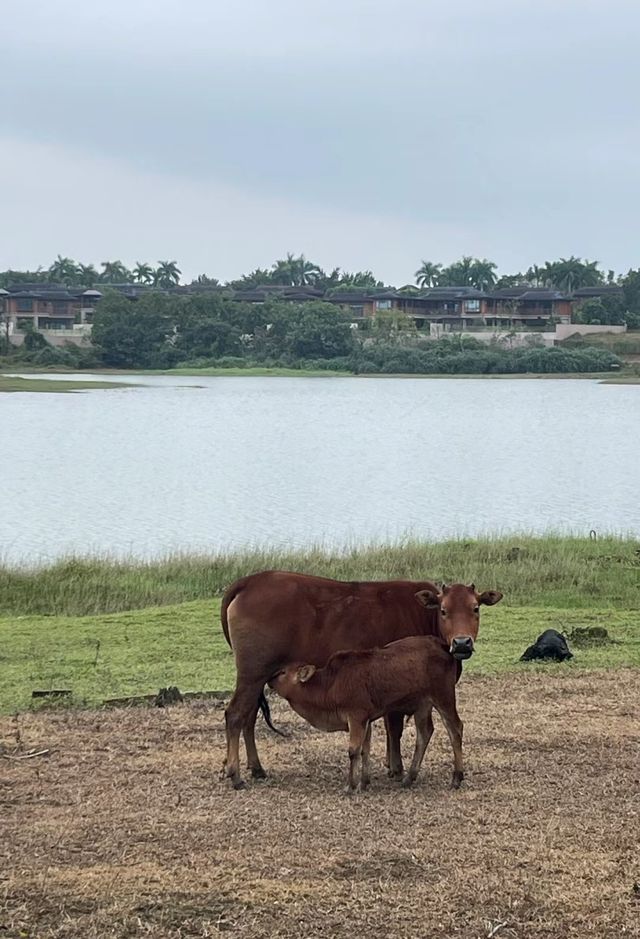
(520, 629, 573, 662)
(269, 635, 464, 793)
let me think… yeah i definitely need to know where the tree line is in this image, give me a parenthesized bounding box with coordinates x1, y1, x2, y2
(3, 251, 638, 295)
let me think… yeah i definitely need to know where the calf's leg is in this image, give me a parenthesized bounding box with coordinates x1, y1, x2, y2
(360, 722, 372, 790)
(402, 705, 434, 788)
(439, 704, 464, 789)
(346, 715, 370, 792)
(384, 711, 405, 779)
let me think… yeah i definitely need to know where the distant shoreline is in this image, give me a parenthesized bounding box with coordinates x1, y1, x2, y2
(2, 366, 638, 386)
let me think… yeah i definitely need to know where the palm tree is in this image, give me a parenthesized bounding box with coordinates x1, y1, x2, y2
(100, 260, 131, 283)
(439, 256, 475, 287)
(340, 270, 383, 288)
(77, 264, 98, 287)
(154, 260, 182, 287)
(227, 268, 272, 289)
(495, 273, 528, 289)
(48, 255, 79, 285)
(293, 254, 323, 286)
(270, 253, 323, 287)
(526, 264, 548, 287)
(469, 259, 497, 290)
(544, 257, 603, 292)
(270, 256, 295, 285)
(414, 261, 442, 288)
(133, 262, 154, 285)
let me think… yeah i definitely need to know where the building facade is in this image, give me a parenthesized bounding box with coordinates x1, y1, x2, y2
(1, 285, 101, 338)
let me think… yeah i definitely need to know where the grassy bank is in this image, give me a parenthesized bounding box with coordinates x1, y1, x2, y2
(3, 536, 637, 712)
(167, 365, 349, 377)
(2, 600, 638, 712)
(2, 536, 639, 617)
(0, 375, 135, 393)
(4, 364, 637, 381)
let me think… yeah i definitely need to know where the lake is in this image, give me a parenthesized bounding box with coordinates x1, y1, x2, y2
(2, 374, 639, 564)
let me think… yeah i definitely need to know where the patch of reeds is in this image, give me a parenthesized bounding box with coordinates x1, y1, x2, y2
(1, 535, 638, 616)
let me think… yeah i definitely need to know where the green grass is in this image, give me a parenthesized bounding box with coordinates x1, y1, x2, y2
(2, 536, 639, 617)
(164, 367, 630, 381)
(0, 375, 135, 393)
(2, 537, 637, 713)
(166, 366, 348, 377)
(1, 599, 637, 713)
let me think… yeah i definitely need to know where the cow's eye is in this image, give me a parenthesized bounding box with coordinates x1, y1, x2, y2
(440, 608, 447, 616)
(473, 606, 480, 614)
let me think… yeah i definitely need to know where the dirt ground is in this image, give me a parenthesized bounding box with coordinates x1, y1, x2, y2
(1, 670, 639, 939)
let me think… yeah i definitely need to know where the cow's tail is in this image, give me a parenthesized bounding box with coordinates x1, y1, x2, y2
(258, 688, 289, 738)
(220, 577, 289, 738)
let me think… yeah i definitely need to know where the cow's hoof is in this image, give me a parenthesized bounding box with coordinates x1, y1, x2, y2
(451, 772, 464, 790)
(387, 768, 403, 780)
(343, 785, 356, 796)
(360, 778, 371, 791)
(401, 774, 415, 789)
(250, 767, 267, 780)
(232, 779, 247, 791)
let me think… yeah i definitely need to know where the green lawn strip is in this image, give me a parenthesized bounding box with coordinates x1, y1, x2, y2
(1, 601, 637, 714)
(0, 376, 136, 393)
(166, 366, 347, 377)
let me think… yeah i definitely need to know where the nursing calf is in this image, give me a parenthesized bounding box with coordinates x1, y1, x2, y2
(269, 635, 463, 792)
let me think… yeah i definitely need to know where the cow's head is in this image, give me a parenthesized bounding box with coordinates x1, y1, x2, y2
(415, 583, 503, 660)
(268, 663, 316, 700)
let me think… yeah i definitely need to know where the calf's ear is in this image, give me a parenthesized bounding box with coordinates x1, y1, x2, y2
(297, 665, 317, 683)
(478, 590, 503, 606)
(415, 589, 440, 608)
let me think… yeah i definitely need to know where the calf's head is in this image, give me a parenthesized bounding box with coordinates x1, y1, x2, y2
(416, 583, 503, 660)
(268, 664, 316, 702)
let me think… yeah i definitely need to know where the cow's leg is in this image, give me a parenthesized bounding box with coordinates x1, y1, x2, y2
(360, 722, 372, 790)
(402, 705, 434, 788)
(346, 715, 369, 793)
(224, 678, 265, 790)
(439, 705, 464, 789)
(384, 711, 404, 779)
(243, 702, 267, 780)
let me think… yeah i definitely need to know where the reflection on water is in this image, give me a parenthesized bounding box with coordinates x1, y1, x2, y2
(1, 374, 639, 563)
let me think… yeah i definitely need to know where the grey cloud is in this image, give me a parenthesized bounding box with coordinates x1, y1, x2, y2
(1, 0, 639, 276)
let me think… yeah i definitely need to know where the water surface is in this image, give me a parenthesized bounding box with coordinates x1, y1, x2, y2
(1, 374, 638, 563)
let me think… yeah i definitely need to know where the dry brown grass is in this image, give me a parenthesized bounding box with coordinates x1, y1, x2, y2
(1, 670, 639, 939)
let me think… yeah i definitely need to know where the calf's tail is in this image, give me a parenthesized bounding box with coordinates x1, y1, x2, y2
(258, 688, 289, 738)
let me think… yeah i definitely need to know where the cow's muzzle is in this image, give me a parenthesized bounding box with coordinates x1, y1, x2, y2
(450, 636, 474, 660)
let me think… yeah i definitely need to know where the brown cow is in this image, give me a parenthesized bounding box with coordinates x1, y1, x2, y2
(268, 635, 463, 792)
(221, 572, 503, 788)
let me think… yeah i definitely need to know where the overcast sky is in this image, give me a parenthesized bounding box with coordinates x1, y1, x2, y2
(1, 0, 638, 284)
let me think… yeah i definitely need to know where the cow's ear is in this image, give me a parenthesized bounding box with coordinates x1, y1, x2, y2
(467, 583, 475, 593)
(478, 590, 503, 606)
(297, 665, 317, 683)
(415, 589, 440, 608)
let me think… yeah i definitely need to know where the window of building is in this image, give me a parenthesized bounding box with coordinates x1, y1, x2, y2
(16, 299, 34, 312)
(38, 318, 73, 330)
(52, 300, 70, 314)
(376, 299, 392, 310)
(464, 300, 480, 312)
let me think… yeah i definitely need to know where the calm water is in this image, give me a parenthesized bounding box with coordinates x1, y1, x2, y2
(2, 374, 639, 564)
